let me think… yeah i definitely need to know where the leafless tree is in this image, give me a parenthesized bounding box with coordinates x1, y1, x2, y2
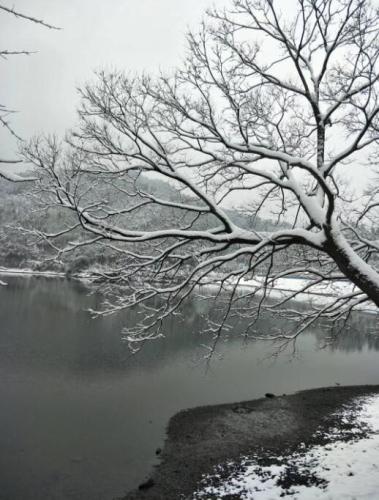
(0, 3, 59, 181)
(23, 0, 379, 353)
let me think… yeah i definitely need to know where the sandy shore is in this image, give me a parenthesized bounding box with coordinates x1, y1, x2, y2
(123, 385, 379, 499)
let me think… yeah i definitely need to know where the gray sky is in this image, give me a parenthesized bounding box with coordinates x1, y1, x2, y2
(0, 0, 374, 195)
(0, 0, 226, 158)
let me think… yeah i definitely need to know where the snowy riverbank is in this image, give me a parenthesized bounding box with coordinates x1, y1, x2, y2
(1, 266, 377, 315)
(0, 266, 93, 283)
(0, 266, 66, 279)
(194, 394, 379, 499)
(124, 386, 379, 500)
(202, 275, 377, 314)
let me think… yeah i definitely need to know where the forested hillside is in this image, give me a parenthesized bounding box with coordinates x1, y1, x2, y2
(2, 175, 375, 279)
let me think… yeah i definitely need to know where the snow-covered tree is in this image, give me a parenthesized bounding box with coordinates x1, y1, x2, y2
(24, 0, 379, 351)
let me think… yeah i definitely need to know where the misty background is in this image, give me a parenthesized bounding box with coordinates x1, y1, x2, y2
(0, 1, 227, 157)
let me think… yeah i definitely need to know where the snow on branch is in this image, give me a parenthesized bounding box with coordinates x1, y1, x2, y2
(0, 4, 60, 30)
(17, 0, 379, 355)
(1, 3, 60, 171)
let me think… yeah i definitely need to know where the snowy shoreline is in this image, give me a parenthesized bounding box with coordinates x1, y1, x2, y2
(123, 385, 379, 500)
(0, 266, 66, 279)
(0, 266, 93, 283)
(201, 276, 378, 314)
(194, 393, 379, 499)
(1, 266, 377, 314)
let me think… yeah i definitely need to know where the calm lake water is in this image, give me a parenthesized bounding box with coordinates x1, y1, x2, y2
(0, 276, 378, 500)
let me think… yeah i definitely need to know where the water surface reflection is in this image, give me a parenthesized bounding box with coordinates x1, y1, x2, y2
(0, 277, 377, 499)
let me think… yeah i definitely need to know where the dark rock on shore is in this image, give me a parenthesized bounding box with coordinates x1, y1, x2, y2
(265, 392, 276, 398)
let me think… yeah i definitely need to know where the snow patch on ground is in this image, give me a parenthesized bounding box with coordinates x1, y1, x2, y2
(0, 266, 93, 282)
(241, 277, 377, 314)
(201, 276, 377, 314)
(0, 266, 66, 278)
(1, 266, 377, 314)
(194, 395, 379, 499)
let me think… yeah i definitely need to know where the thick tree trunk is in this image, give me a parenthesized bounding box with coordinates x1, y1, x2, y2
(325, 228, 379, 309)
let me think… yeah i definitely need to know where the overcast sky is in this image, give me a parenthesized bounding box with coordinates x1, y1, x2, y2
(0, 0, 374, 194)
(0, 0, 227, 158)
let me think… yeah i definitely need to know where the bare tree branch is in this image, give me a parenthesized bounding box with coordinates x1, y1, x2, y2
(19, 0, 379, 354)
(0, 3, 60, 173)
(0, 4, 60, 30)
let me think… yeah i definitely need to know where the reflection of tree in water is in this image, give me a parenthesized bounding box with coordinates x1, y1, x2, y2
(189, 290, 379, 357)
(1, 278, 377, 379)
(0, 279, 214, 376)
(315, 314, 379, 353)
(2, 275, 93, 312)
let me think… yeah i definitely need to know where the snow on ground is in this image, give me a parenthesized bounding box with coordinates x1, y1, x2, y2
(0, 266, 66, 278)
(241, 277, 377, 313)
(194, 395, 379, 499)
(0, 266, 94, 282)
(1, 266, 377, 314)
(201, 275, 377, 314)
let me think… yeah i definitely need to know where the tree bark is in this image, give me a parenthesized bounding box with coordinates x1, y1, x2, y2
(325, 229, 379, 308)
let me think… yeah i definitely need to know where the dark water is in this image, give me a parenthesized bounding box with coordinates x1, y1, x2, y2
(0, 277, 378, 500)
